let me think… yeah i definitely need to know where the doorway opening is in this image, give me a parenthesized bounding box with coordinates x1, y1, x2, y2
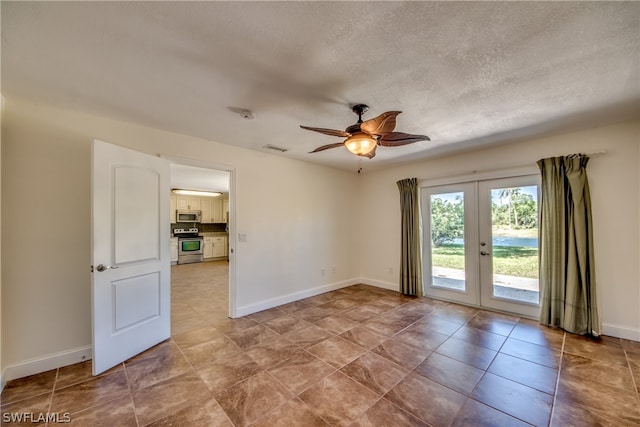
(167, 158, 236, 335)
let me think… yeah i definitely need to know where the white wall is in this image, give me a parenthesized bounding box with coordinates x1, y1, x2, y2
(357, 121, 640, 340)
(1, 98, 359, 381)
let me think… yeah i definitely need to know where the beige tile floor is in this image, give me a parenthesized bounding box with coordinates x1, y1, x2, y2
(2, 260, 640, 426)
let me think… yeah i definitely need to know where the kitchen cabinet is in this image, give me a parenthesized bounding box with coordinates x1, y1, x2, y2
(212, 236, 226, 257)
(203, 235, 227, 259)
(203, 237, 214, 258)
(176, 196, 200, 211)
(222, 198, 229, 223)
(201, 198, 224, 223)
(170, 237, 178, 263)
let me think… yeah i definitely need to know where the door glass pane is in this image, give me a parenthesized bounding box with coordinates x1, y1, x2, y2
(430, 192, 465, 291)
(490, 185, 539, 303)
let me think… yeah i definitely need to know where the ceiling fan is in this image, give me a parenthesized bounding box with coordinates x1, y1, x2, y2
(300, 104, 430, 159)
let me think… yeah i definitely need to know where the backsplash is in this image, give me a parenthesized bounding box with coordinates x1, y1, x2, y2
(171, 222, 227, 233)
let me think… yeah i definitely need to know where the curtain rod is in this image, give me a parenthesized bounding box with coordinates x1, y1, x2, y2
(583, 150, 607, 156)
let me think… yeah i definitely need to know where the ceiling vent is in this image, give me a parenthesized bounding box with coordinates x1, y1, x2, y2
(263, 144, 289, 153)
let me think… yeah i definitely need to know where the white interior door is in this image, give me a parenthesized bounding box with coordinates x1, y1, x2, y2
(92, 140, 171, 375)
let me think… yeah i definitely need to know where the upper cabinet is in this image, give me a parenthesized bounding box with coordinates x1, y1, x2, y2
(176, 196, 201, 211)
(201, 198, 223, 223)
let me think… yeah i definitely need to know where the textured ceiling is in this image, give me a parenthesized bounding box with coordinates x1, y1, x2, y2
(2, 2, 639, 172)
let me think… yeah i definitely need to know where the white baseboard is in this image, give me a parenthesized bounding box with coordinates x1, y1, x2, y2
(235, 278, 361, 317)
(2, 345, 92, 387)
(357, 277, 400, 292)
(602, 322, 640, 342)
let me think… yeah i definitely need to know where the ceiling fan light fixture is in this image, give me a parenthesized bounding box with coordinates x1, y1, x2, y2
(344, 132, 377, 156)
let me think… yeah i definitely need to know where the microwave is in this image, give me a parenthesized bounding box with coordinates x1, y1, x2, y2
(176, 210, 202, 223)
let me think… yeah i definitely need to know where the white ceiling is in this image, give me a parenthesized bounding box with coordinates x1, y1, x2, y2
(170, 163, 230, 193)
(2, 2, 639, 173)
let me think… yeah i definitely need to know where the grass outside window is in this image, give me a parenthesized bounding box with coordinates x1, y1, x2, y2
(432, 244, 538, 278)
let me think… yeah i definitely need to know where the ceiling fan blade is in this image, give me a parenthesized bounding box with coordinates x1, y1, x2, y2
(378, 132, 430, 147)
(309, 142, 345, 153)
(360, 111, 401, 136)
(300, 125, 350, 138)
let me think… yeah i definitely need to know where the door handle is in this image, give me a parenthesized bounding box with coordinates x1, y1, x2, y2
(480, 251, 491, 256)
(95, 264, 119, 272)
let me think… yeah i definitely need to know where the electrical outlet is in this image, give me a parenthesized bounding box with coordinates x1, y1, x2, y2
(388, 267, 393, 274)
(332, 266, 336, 274)
(321, 269, 325, 277)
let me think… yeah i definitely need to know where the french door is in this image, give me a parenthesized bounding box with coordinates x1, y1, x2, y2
(421, 175, 541, 318)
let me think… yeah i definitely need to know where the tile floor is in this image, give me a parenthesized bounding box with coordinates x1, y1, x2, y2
(2, 261, 640, 426)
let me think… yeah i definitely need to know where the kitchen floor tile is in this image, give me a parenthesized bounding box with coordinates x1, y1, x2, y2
(1, 392, 52, 426)
(436, 337, 498, 370)
(451, 325, 507, 351)
(487, 353, 558, 394)
(250, 398, 330, 427)
(262, 314, 311, 335)
(500, 337, 561, 368)
(555, 371, 640, 425)
(561, 351, 636, 391)
(267, 351, 335, 395)
(244, 335, 305, 369)
(472, 372, 553, 427)
(283, 323, 334, 348)
(385, 373, 467, 427)
(125, 342, 193, 391)
(340, 351, 409, 395)
(372, 336, 433, 370)
(50, 370, 130, 415)
(312, 314, 361, 334)
(131, 372, 211, 426)
(307, 336, 366, 368)
(450, 398, 531, 427)
(214, 371, 292, 427)
(564, 333, 629, 366)
(299, 371, 380, 426)
(339, 325, 388, 349)
(1, 369, 57, 405)
(197, 352, 262, 394)
(509, 320, 564, 349)
(66, 395, 137, 427)
(145, 396, 233, 427)
(415, 352, 484, 395)
(349, 398, 428, 427)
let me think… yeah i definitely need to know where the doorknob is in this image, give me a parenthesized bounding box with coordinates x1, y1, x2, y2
(480, 251, 491, 256)
(95, 264, 119, 272)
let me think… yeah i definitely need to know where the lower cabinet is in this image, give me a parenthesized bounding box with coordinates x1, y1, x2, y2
(204, 236, 227, 259)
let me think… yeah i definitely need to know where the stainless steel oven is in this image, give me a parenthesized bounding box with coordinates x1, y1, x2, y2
(173, 228, 204, 264)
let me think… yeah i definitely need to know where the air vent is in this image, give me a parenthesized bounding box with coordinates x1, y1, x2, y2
(263, 144, 289, 153)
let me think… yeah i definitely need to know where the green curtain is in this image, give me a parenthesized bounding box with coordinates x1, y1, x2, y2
(397, 178, 423, 297)
(537, 155, 600, 336)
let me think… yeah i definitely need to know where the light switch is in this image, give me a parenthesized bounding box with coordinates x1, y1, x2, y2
(238, 233, 247, 242)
